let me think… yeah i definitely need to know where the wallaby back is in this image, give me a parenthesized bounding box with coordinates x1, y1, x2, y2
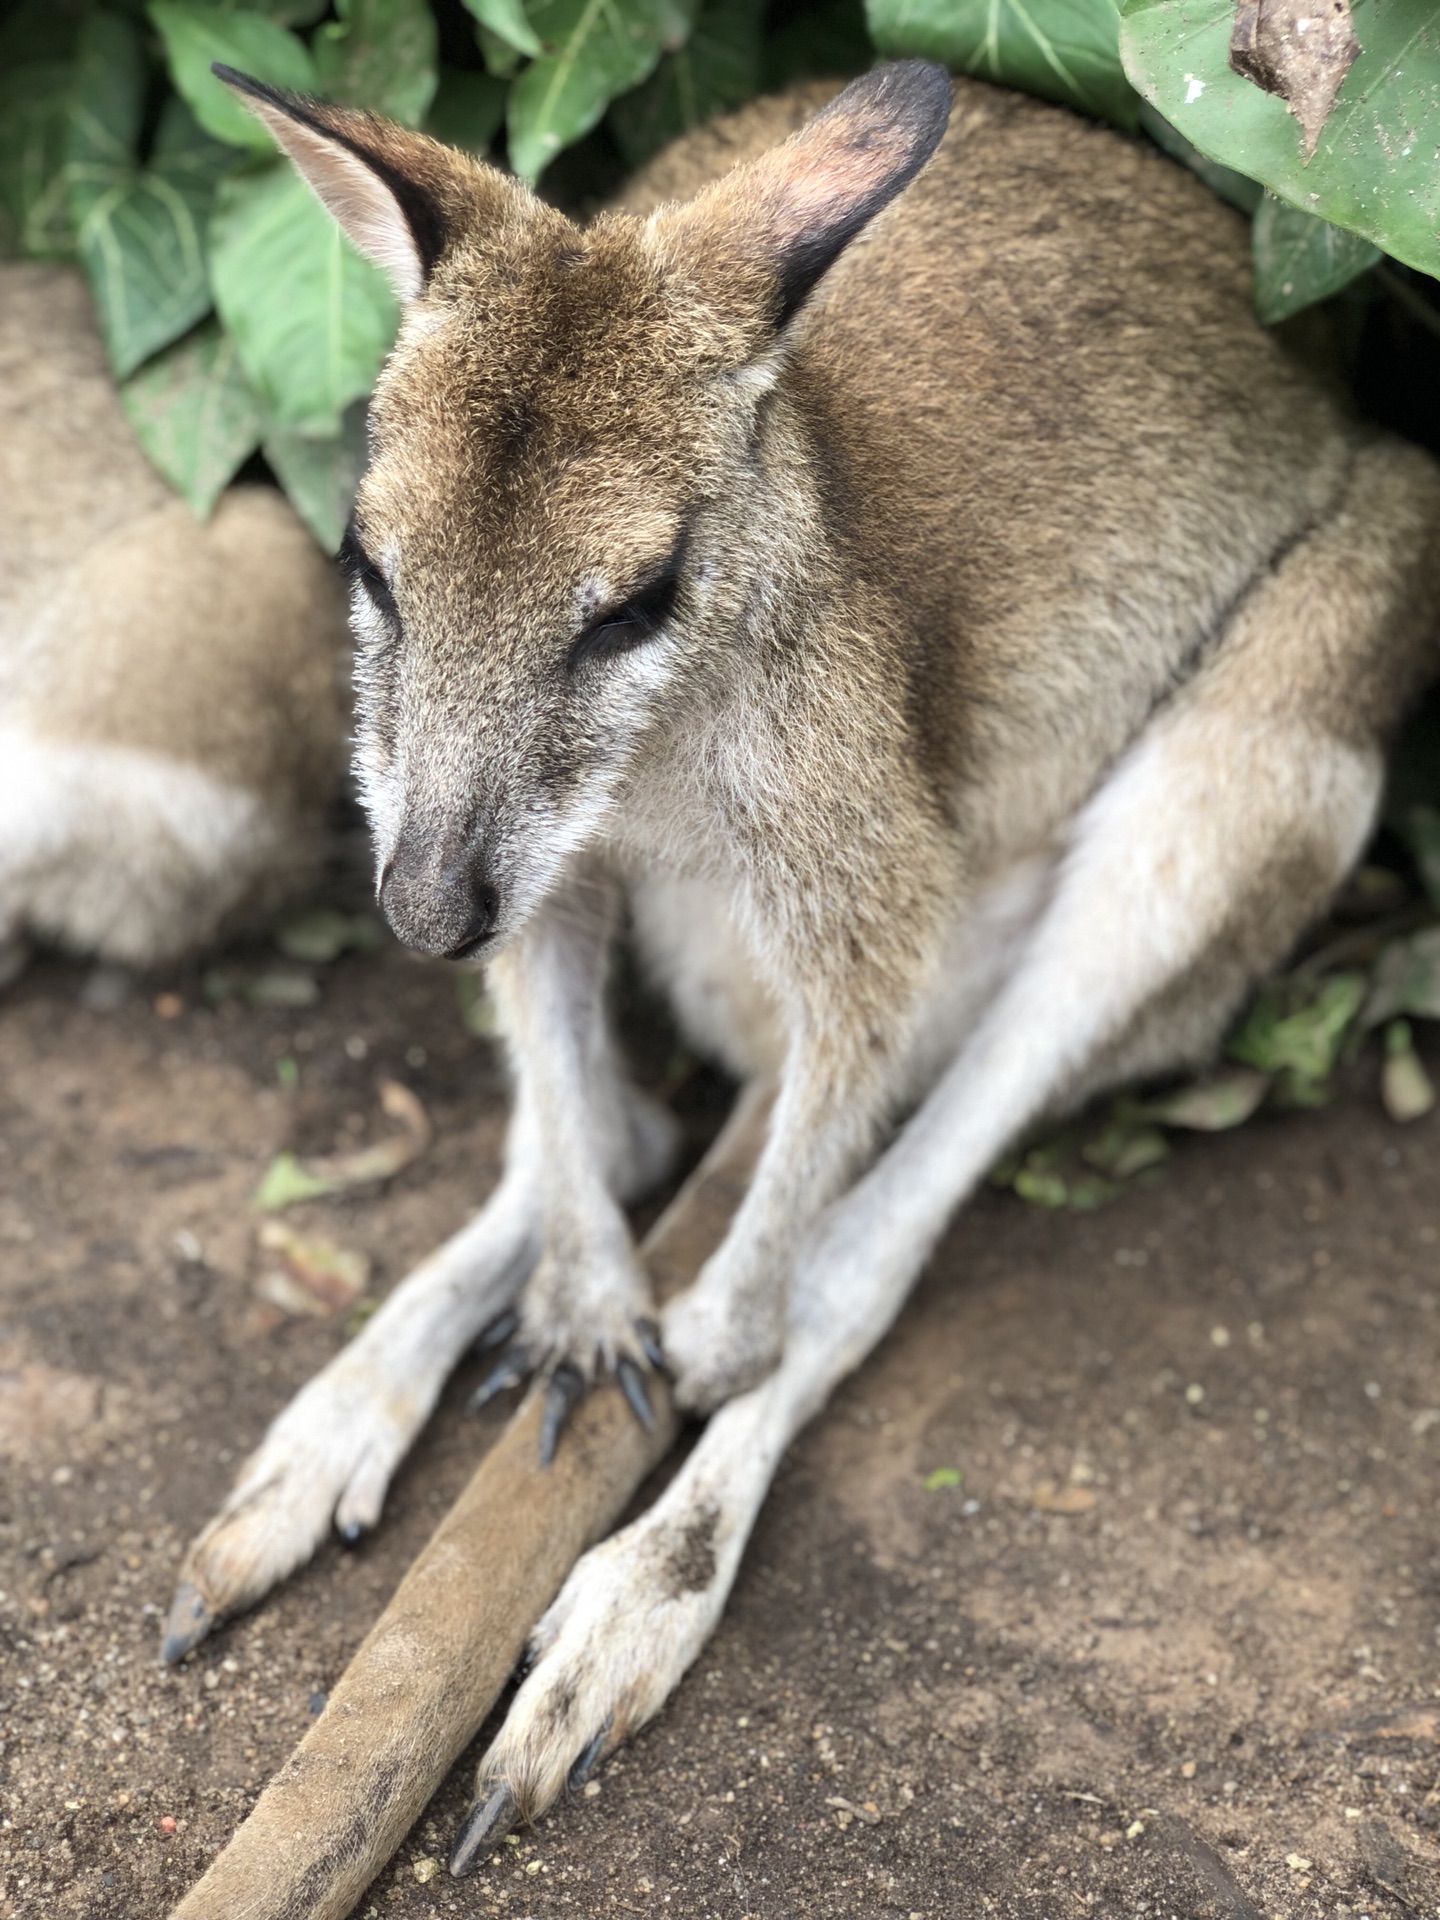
(0, 264, 349, 969)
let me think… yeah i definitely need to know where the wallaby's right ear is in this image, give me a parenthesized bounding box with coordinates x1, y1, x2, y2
(212, 66, 524, 302)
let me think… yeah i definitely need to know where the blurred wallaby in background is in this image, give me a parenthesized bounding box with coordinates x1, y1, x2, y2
(0, 262, 349, 979)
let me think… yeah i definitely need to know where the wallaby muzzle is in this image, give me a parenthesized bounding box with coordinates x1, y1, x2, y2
(379, 824, 500, 959)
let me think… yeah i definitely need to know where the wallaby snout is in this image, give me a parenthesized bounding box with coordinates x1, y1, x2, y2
(379, 830, 500, 959)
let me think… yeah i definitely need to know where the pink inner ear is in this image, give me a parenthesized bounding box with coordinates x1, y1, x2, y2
(231, 93, 426, 303)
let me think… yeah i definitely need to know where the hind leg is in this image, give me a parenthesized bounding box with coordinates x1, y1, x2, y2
(458, 440, 1440, 1838)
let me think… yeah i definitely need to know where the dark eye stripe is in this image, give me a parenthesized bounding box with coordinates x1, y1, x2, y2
(566, 563, 681, 675)
(338, 525, 400, 630)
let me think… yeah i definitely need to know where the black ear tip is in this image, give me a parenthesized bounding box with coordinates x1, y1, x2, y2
(872, 58, 954, 127)
(211, 62, 264, 97)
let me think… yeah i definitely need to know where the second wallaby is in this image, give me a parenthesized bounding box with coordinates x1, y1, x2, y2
(173, 60, 1440, 1859)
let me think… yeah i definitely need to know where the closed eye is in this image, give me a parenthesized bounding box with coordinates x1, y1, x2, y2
(338, 524, 400, 633)
(566, 566, 680, 674)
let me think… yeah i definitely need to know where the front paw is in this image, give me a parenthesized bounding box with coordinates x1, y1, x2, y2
(473, 1246, 663, 1459)
(662, 1280, 784, 1414)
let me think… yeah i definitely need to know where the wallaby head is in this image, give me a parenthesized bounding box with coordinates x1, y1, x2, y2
(219, 62, 951, 960)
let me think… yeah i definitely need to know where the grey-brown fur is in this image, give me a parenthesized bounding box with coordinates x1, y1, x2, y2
(0, 263, 350, 969)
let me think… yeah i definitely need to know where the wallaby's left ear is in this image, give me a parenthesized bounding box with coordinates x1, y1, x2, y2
(212, 66, 526, 302)
(655, 61, 952, 336)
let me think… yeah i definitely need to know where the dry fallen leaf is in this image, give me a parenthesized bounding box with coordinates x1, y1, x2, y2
(254, 1222, 371, 1318)
(254, 1080, 432, 1211)
(1230, 0, 1360, 159)
(1031, 1481, 1098, 1515)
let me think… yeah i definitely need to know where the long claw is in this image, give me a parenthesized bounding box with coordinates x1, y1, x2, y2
(539, 1364, 585, 1467)
(615, 1356, 655, 1431)
(635, 1317, 665, 1370)
(567, 1721, 611, 1793)
(161, 1580, 213, 1665)
(477, 1308, 519, 1352)
(468, 1346, 530, 1412)
(449, 1782, 519, 1878)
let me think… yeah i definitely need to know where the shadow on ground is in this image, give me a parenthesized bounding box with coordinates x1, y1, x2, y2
(1, 932, 1438, 1919)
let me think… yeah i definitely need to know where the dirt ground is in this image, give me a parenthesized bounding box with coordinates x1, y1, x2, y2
(2, 921, 1439, 1920)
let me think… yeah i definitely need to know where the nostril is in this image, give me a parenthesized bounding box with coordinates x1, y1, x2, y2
(443, 876, 500, 961)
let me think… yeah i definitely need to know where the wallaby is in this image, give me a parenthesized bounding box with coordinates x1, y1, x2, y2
(0, 262, 349, 976)
(178, 61, 1440, 1849)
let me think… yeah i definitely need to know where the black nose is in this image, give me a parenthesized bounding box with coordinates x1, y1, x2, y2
(442, 875, 499, 960)
(378, 842, 501, 959)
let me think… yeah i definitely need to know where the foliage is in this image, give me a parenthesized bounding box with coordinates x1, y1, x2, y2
(5, 0, 1437, 546)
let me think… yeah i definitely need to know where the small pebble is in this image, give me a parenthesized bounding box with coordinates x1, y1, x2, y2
(412, 1857, 440, 1884)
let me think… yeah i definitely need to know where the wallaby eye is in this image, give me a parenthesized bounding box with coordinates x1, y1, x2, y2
(338, 524, 400, 632)
(566, 567, 679, 674)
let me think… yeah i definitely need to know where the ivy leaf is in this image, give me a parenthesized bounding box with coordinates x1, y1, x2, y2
(867, 0, 1138, 132)
(313, 0, 440, 128)
(263, 400, 369, 550)
(149, 0, 318, 153)
(610, 0, 762, 169)
(1251, 190, 1380, 324)
(121, 318, 265, 515)
(210, 161, 398, 435)
(66, 19, 234, 378)
(507, 0, 697, 182)
(425, 68, 508, 154)
(1119, 0, 1440, 283)
(461, 0, 544, 60)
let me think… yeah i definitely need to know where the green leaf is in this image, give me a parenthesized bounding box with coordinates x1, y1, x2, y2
(1119, 0, 1440, 282)
(149, 1, 318, 153)
(66, 20, 233, 377)
(426, 68, 508, 153)
(313, 0, 439, 128)
(923, 1467, 963, 1491)
(1364, 927, 1440, 1029)
(1395, 806, 1440, 916)
(1136, 98, 1260, 214)
(868, 0, 1138, 131)
(273, 908, 380, 963)
(1013, 1165, 1069, 1207)
(254, 1151, 338, 1210)
(1381, 1020, 1436, 1124)
(233, 0, 333, 24)
(210, 163, 398, 434)
(1080, 1121, 1169, 1179)
(461, 0, 544, 60)
(1228, 972, 1367, 1081)
(0, 59, 78, 260)
(1252, 190, 1380, 324)
(1140, 1065, 1271, 1131)
(263, 400, 370, 549)
(121, 318, 265, 513)
(507, 0, 696, 182)
(610, 0, 762, 168)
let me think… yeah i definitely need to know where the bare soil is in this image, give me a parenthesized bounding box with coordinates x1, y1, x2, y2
(2, 929, 1439, 1920)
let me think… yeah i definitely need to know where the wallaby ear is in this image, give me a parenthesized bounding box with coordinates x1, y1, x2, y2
(212, 66, 519, 302)
(658, 61, 952, 335)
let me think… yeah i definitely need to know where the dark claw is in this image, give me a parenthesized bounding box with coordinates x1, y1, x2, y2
(616, 1356, 655, 1431)
(161, 1581, 212, 1665)
(635, 1317, 665, 1370)
(567, 1719, 611, 1794)
(539, 1364, 586, 1466)
(449, 1781, 518, 1878)
(468, 1345, 530, 1412)
(477, 1308, 519, 1352)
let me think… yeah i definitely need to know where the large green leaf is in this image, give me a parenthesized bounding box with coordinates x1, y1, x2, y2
(610, 0, 762, 167)
(66, 17, 234, 377)
(425, 68, 509, 154)
(263, 402, 370, 550)
(1251, 190, 1380, 324)
(867, 0, 1138, 131)
(209, 161, 399, 433)
(507, 0, 697, 182)
(0, 2, 86, 257)
(149, 1, 318, 153)
(461, 0, 544, 60)
(313, 0, 440, 127)
(234, 0, 333, 23)
(121, 318, 265, 514)
(0, 61, 78, 260)
(1119, 0, 1440, 281)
